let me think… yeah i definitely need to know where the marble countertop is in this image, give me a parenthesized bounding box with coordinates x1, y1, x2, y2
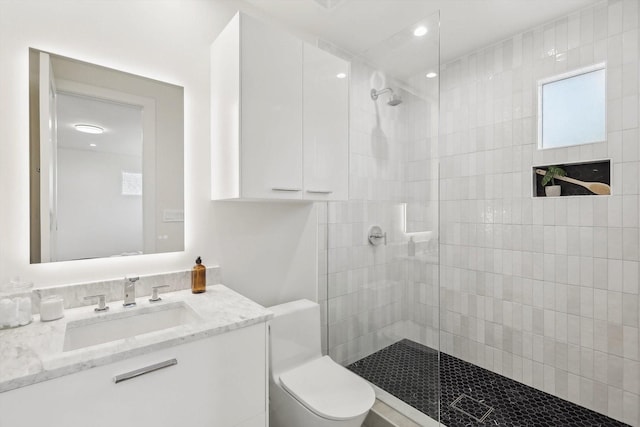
(0, 285, 272, 393)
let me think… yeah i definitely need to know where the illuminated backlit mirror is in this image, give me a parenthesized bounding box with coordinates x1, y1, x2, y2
(538, 63, 606, 150)
(29, 48, 184, 263)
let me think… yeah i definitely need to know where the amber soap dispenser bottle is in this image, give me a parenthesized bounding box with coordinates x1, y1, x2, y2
(191, 257, 206, 294)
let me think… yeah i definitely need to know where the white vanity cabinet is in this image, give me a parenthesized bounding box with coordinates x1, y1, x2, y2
(211, 12, 349, 201)
(0, 323, 267, 427)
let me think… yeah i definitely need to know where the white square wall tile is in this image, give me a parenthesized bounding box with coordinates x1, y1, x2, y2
(622, 391, 639, 425)
(622, 95, 639, 129)
(609, 0, 623, 35)
(622, 0, 639, 31)
(623, 359, 640, 394)
(622, 260, 639, 293)
(622, 29, 639, 63)
(608, 386, 624, 421)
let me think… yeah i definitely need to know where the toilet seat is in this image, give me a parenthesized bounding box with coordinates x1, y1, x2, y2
(279, 356, 376, 421)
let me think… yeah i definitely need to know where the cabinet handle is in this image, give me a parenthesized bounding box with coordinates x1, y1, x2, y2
(113, 358, 177, 384)
(271, 187, 302, 192)
(306, 190, 333, 194)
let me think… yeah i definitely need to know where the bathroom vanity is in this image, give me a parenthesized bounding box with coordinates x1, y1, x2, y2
(0, 285, 272, 427)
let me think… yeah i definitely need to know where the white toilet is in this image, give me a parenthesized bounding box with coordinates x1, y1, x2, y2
(268, 299, 375, 427)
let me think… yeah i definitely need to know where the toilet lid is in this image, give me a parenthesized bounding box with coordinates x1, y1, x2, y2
(279, 356, 375, 421)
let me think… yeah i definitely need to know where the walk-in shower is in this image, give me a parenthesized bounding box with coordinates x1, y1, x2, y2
(322, 1, 636, 426)
(322, 11, 442, 426)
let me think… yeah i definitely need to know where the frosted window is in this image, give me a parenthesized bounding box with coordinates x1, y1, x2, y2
(539, 66, 606, 149)
(122, 171, 142, 196)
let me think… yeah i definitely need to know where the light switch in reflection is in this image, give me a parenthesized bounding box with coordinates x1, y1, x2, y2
(163, 209, 184, 222)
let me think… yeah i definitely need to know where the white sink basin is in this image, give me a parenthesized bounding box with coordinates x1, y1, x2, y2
(63, 302, 199, 352)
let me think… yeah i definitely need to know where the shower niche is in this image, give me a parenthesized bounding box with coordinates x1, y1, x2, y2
(532, 159, 611, 197)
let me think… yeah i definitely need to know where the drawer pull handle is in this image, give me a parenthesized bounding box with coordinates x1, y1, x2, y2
(114, 358, 177, 384)
(306, 190, 333, 194)
(272, 187, 302, 192)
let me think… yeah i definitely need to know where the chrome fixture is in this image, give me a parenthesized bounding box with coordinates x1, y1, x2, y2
(84, 294, 109, 312)
(368, 225, 387, 246)
(370, 87, 403, 106)
(149, 285, 170, 302)
(114, 358, 178, 384)
(123, 276, 139, 307)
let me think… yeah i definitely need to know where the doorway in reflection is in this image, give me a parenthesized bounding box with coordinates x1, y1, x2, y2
(55, 93, 144, 261)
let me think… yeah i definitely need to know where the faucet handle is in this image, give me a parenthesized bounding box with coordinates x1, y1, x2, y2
(149, 285, 170, 302)
(84, 294, 109, 312)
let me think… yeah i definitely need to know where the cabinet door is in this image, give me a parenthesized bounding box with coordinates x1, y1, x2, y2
(303, 44, 349, 201)
(0, 323, 267, 427)
(240, 14, 303, 200)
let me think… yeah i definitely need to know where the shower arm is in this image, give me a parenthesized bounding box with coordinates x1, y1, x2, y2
(370, 87, 394, 100)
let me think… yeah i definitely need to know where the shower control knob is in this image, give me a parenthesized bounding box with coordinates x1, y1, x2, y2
(368, 225, 387, 246)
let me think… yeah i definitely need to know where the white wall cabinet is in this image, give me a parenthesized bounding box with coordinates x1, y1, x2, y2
(303, 43, 349, 201)
(211, 12, 349, 201)
(0, 323, 267, 427)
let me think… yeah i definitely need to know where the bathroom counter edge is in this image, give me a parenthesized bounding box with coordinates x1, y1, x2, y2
(0, 284, 273, 393)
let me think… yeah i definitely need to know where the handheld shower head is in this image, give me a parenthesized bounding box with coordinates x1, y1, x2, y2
(370, 87, 402, 106)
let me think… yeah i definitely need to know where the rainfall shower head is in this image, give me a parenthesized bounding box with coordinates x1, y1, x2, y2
(370, 87, 403, 106)
(387, 94, 403, 106)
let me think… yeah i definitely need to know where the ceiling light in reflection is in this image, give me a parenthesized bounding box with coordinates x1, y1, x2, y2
(413, 26, 428, 37)
(74, 124, 104, 134)
(426, 72, 438, 79)
(336, 72, 347, 79)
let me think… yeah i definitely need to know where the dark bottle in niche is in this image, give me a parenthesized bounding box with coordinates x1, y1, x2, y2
(191, 257, 206, 294)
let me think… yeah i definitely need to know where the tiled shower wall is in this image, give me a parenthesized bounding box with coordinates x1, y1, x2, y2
(320, 56, 439, 366)
(321, 59, 407, 365)
(439, 0, 640, 424)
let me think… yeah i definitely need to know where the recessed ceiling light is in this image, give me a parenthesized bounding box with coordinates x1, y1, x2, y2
(413, 26, 428, 37)
(74, 124, 104, 134)
(89, 143, 97, 147)
(336, 72, 347, 79)
(426, 72, 438, 79)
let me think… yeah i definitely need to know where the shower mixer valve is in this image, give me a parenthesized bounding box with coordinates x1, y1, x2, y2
(368, 225, 387, 246)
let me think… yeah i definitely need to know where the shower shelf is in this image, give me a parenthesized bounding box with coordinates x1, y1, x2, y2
(532, 159, 611, 197)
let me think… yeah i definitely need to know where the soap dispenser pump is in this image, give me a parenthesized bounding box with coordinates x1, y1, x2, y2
(191, 257, 206, 294)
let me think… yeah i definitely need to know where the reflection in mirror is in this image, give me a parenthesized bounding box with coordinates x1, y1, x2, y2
(29, 49, 184, 263)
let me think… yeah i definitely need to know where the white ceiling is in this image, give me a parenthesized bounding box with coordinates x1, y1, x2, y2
(56, 92, 143, 157)
(243, 0, 601, 64)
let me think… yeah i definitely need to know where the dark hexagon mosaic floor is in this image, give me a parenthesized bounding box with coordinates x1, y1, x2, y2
(347, 339, 629, 427)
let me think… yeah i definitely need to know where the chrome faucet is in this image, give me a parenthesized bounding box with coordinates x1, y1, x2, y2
(123, 276, 139, 307)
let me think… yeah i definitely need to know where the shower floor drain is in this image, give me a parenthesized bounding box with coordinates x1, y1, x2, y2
(450, 394, 494, 423)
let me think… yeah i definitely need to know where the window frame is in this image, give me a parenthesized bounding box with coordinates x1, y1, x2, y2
(537, 62, 607, 150)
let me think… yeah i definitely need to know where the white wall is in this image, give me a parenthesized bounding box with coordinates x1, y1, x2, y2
(56, 148, 143, 260)
(0, 0, 316, 307)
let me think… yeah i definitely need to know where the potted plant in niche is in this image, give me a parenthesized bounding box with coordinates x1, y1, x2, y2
(542, 165, 566, 197)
